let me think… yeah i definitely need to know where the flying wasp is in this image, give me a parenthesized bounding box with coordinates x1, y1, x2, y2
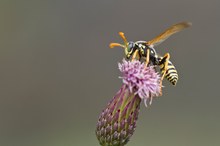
(109, 22, 192, 86)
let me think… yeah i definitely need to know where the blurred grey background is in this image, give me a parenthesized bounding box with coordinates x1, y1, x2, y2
(0, 0, 219, 146)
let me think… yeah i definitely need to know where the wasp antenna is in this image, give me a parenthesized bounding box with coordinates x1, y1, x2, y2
(181, 21, 192, 27)
(119, 32, 128, 46)
(109, 43, 125, 49)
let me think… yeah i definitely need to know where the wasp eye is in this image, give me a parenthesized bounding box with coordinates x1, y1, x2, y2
(127, 42, 135, 52)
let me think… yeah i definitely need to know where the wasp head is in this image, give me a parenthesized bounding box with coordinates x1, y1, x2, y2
(125, 41, 136, 59)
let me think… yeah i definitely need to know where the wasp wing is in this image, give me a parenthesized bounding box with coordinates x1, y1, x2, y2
(147, 22, 192, 47)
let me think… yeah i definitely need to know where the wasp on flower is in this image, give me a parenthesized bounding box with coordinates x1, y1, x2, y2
(110, 22, 192, 87)
(96, 22, 191, 146)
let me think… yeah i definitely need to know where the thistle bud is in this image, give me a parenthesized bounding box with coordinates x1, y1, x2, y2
(96, 59, 161, 146)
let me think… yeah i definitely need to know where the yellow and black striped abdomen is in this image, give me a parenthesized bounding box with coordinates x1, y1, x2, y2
(159, 60, 178, 86)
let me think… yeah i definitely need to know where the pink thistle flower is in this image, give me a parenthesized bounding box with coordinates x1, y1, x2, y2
(118, 59, 161, 106)
(96, 59, 161, 146)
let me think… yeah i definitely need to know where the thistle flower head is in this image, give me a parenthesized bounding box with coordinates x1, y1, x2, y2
(96, 85, 141, 146)
(96, 59, 161, 146)
(119, 59, 161, 106)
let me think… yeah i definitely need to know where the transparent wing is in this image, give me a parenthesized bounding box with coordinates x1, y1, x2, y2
(147, 22, 192, 47)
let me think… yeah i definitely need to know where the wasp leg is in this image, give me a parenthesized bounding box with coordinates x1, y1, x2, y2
(131, 50, 139, 61)
(161, 53, 170, 80)
(159, 53, 170, 95)
(145, 49, 150, 67)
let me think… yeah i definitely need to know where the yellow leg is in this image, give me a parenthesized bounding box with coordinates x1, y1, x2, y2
(161, 53, 170, 81)
(145, 49, 150, 67)
(159, 53, 170, 95)
(131, 50, 139, 61)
